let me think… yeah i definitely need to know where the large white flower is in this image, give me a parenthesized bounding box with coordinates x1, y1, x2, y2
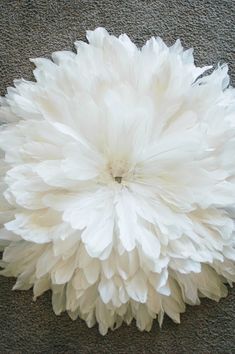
(0, 28, 235, 334)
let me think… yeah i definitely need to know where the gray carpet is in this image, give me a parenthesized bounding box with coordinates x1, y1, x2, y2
(0, 1, 235, 353)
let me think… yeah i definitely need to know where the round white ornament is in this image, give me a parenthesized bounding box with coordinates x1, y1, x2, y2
(0, 28, 235, 335)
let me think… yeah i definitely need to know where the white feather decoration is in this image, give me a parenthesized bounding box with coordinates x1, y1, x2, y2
(0, 28, 235, 335)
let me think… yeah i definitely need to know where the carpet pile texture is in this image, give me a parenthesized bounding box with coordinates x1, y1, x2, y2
(0, 1, 234, 353)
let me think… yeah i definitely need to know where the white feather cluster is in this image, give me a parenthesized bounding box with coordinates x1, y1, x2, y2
(0, 28, 235, 335)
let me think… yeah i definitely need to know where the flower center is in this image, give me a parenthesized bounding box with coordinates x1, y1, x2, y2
(114, 176, 122, 184)
(99, 160, 134, 186)
(104, 159, 133, 185)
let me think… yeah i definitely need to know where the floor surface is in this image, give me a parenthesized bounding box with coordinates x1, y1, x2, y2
(0, 1, 235, 353)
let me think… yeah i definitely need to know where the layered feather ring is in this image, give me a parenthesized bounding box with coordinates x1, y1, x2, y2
(0, 28, 235, 335)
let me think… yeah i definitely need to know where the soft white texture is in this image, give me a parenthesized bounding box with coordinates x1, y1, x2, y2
(0, 28, 235, 335)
